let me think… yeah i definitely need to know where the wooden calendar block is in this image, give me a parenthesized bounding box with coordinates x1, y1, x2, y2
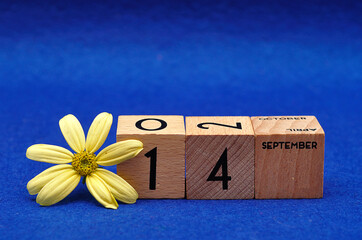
(186, 116, 254, 199)
(251, 116, 325, 199)
(116, 115, 185, 198)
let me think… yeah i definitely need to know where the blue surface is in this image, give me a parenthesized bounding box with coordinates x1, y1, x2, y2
(1, 0, 361, 239)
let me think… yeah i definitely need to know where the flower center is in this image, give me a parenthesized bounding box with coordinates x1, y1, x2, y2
(72, 151, 98, 176)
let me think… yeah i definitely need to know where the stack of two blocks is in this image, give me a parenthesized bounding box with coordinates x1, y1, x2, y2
(117, 116, 325, 199)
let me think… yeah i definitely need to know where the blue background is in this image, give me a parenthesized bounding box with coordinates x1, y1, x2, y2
(1, 0, 361, 239)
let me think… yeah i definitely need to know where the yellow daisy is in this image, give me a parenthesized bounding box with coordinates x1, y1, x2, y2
(26, 112, 143, 209)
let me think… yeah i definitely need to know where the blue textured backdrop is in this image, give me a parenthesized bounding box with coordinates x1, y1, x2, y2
(1, 0, 361, 239)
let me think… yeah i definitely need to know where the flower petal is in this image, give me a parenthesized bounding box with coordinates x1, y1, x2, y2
(95, 168, 138, 204)
(27, 164, 73, 195)
(59, 114, 86, 153)
(36, 168, 80, 206)
(26, 144, 73, 164)
(85, 112, 113, 153)
(96, 140, 143, 166)
(86, 174, 118, 209)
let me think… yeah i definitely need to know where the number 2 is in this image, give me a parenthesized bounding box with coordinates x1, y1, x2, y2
(197, 122, 242, 130)
(207, 148, 231, 190)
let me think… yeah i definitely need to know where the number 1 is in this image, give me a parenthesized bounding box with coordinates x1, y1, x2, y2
(145, 147, 157, 190)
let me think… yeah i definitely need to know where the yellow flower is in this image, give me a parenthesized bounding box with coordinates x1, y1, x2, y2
(26, 112, 143, 209)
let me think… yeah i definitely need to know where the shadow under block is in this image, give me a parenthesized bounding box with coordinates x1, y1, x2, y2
(252, 116, 325, 199)
(186, 116, 255, 199)
(116, 115, 185, 199)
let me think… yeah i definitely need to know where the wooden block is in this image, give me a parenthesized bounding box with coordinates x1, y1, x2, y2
(186, 116, 255, 199)
(116, 115, 185, 199)
(251, 116, 325, 199)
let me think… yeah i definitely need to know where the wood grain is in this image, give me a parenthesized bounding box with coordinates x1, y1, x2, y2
(252, 116, 325, 199)
(116, 115, 185, 199)
(186, 116, 254, 199)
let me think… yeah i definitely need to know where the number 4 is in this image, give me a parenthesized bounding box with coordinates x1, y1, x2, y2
(207, 148, 231, 190)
